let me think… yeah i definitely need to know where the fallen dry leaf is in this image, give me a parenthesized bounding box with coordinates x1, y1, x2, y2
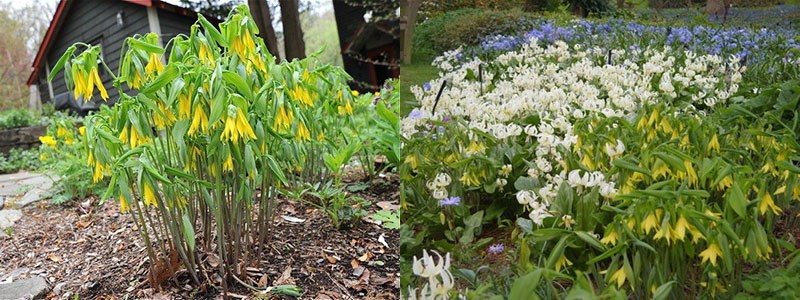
(378, 234, 388, 248)
(274, 266, 294, 285)
(359, 268, 371, 285)
(350, 259, 360, 269)
(376, 201, 399, 211)
(47, 254, 61, 262)
(258, 274, 269, 287)
(281, 215, 306, 223)
(324, 253, 338, 264)
(357, 251, 374, 262)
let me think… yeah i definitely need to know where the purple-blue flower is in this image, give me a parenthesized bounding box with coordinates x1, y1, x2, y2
(439, 196, 461, 206)
(408, 109, 423, 120)
(423, 82, 432, 91)
(488, 244, 504, 254)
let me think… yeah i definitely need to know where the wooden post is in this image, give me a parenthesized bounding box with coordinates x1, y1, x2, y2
(401, 0, 420, 64)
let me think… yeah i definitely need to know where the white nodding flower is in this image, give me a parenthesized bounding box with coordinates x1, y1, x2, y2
(496, 178, 508, 187)
(434, 173, 452, 187)
(599, 182, 618, 198)
(412, 250, 451, 279)
(432, 189, 448, 200)
(426, 180, 437, 191)
(604, 139, 625, 158)
(499, 164, 513, 176)
(530, 207, 553, 226)
(516, 190, 537, 205)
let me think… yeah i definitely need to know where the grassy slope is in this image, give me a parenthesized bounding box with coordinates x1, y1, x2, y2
(400, 51, 438, 116)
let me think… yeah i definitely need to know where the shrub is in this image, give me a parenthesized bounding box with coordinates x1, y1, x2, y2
(0, 109, 36, 130)
(0, 148, 41, 174)
(52, 5, 365, 294)
(413, 9, 538, 54)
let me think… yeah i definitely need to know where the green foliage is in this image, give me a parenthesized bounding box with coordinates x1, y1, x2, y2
(0, 109, 36, 130)
(414, 9, 536, 54)
(369, 209, 400, 229)
(735, 265, 800, 299)
(0, 148, 41, 174)
(37, 114, 106, 204)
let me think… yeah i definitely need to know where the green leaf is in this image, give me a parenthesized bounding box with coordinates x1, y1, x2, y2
(128, 37, 165, 54)
(222, 71, 253, 101)
(141, 64, 178, 95)
(575, 231, 605, 250)
(613, 158, 651, 176)
(509, 270, 542, 300)
(198, 14, 227, 47)
(727, 181, 747, 218)
(49, 45, 76, 81)
(181, 214, 195, 251)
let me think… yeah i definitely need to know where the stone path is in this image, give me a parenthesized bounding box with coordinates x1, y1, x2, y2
(0, 171, 56, 299)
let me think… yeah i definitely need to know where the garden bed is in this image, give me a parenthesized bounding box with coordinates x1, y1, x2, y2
(0, 174, 399, 299)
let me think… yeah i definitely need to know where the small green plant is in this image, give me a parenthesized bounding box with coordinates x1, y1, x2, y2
(0, 109, 36, 130)
(293, 181, 368, 228)
(735, 265, 800, 299)
(369, 209, 400, 229)
(0, 148, 43, 174)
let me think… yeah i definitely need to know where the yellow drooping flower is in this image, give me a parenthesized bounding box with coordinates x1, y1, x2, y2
(707, 134, 720, 153)
(273, 105, 294, 131)
(653, 222, 674, 243)
(188, 106, 209, 136)
(758, 192, 782, 215)
(317, 131, 325, 142)
(699, 243, 722, 266)
(145, 53, 164, 76)
(92, 162, 108, 183)
(684, 160, 698, 186)
(153, 101, 176, 129)
(554, 255, 573, 272)
(672, 216, 690, 241)
(221, 105, 256, 143)
(90, 68, 108, 100)
(464, 141, 486, 156)
(609, 268, 627, 288)
(338, 100, 354, 115)
(459, 170, 481, 186)
(178, 91, 193, 119)
(223, 154, 234, 172)
(198, 43, 215, 67)
(600, 229, 618, 246)
(39, 135, 57, 147)
(78, 126, 86, 136)
(289, 85, 314, 107)
(641, 213, 659, 234)
(296, 121, 310, 142)
(119, 125, 149, 148)
(56, 126, 69, 137)
(143, 182, 158, 206)
(404, 155, 418, 170)
(351, 90, 360, 97)
(119, 194, 130, 213)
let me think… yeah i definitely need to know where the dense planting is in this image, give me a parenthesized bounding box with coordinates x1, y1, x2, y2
(402, 15, 800, 299)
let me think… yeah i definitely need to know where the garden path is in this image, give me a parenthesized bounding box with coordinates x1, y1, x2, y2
(0, 171, 56, 299)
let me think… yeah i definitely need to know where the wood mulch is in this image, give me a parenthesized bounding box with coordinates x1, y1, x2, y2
(0, 173, 399, 299)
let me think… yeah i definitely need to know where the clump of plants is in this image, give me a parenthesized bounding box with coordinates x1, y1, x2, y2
(52, 5, 363, 295)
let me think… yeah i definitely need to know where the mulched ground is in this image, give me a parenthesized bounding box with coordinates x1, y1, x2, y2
(0, 172, 399, 299)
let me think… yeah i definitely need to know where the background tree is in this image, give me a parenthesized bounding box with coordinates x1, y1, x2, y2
(280, 0, 306, 60)
(179, 0, 240, 19)
(247, 0, 281, 59)
(401, 0, 420, 63)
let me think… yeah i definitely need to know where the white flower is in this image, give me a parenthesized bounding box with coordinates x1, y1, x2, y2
(516, 190, 537, 205)
(434, 173, 452, 187)
(530, 207, 553, 226)
(432, 189, 448, 200)
(499, 164, 513, 176)
(496, 178, 508, 188)
(599, 182, 618, 198)
(604, 139, 625, 158)
(412, 250, 451, 278)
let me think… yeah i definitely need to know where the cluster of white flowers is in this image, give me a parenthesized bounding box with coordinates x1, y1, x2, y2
(405, 39, 743, 228)
(426, 173, 452, 200)
(404, 250, 456, 300)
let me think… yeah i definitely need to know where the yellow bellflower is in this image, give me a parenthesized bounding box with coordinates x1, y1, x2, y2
(699, 243, 722, 266)
(296, 121, 310, 142)
(188, 106, 209, 136)
(119, 194, 130, 213)
(758, 192, 782, 215)
(143, 182, 158, 206)
(145, 53, 164, 76)
(39, 136, 57, 147)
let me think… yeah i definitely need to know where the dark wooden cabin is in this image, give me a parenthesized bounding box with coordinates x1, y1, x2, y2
(332, 1, 400, 92)
(26, 0, 212, 114)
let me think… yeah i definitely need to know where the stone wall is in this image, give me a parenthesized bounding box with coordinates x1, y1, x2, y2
(0, 126, 46, 154)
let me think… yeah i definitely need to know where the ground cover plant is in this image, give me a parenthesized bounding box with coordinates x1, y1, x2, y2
(42, 4, 399, 297)
(401, 11, 800, 299)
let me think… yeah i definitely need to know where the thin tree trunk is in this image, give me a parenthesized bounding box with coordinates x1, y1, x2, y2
(248, 0, 281, 60)
(401, 0, 420, 64)
(279, 0, 306, 60)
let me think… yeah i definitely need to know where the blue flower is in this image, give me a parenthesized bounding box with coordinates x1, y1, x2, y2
(439, 196, 461, 206)
(408, 109, 423, 120)
(423, 82, 432, 91)
(488, 244, 504, 254)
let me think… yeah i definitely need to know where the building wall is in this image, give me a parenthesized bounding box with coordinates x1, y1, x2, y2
(39, 0, 197, 111)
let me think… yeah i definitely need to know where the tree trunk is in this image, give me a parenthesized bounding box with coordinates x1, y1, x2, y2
(279, 0, 306, 60)
(525, 0, 548, 11)
(401, 0, 420, 64)
(247, 0, 281, 60)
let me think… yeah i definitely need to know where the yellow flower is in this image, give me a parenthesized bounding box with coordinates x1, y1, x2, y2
(600, 229, 618, 246)
(684, 160, 698, 186)
(459, 170, 481, 186)
(289, 85, 314, 107)
(39, 153, 47, 161)
(79, 126, 86, 136)
(57, 126, 69, 137)
(178, 92, 192, 119)
(338, 100, 354, 115)
(317, 131, 325, 142)
(404, 155, 418, 170)
(119, 194, 130, 214)
(653, 222, 674, 243)
(707, 134, 720, 153)
(464, 141, 486, 156)
(188, 106, 209, 136)
(153, 101, 176, 129)
(198, 43, 215, 67)
(351, 90, 360, 97)
(699, 243, 722, 266)
(273, 105, 294, 131)
(143, 182, 157, 206)
(555, 255, 573, 272)
(145, 53, 164, 76)
(119, 125, 149, 148)
(90, 68, 108, 100)
(609, 268, 627, 288)
(758, 192, 782, 215)
(223, 154, 234, 172)
(39, 135, 57, 147)
(673, 216, 690, 241)
(221, 105, 256, 143)
(92, 162, 108, 183)
(296, 121, 310, 142)
(641, 213, 659, 234)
